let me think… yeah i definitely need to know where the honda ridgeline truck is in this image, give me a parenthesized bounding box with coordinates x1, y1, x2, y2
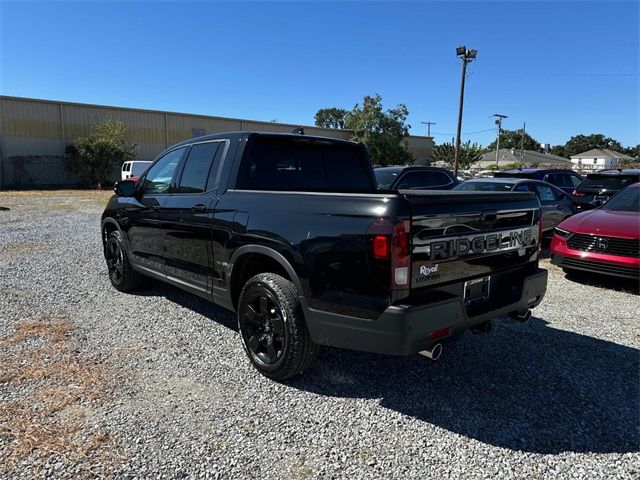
(102, 132, 548, 380)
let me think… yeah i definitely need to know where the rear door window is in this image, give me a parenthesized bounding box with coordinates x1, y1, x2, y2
(569, 175, 582, 187)
(176, 142, 221, 194)
(534, 184, 557, 202)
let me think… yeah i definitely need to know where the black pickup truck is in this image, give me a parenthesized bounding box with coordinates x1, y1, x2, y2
(102, 132, 547, 380)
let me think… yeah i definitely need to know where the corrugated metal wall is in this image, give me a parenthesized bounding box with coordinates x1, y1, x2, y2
(0, 96, 433, 188)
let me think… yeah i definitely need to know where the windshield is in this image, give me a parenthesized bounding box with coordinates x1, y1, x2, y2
(579, 175, 639, 191)
(454, 182, 514, 192)
(602, 187, 640, 212)
(374, 169, 402, 189)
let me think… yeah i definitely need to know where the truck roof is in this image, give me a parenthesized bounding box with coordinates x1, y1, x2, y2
(171, 131, 360, 150)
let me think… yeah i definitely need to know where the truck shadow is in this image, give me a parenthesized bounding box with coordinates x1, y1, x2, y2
(129, 282, 638, 455)
(288, 316, 640, 455)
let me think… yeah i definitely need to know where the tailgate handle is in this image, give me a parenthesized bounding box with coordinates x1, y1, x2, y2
(481, 210, 497, 221)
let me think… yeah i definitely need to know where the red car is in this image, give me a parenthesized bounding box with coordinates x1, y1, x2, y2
(550, 183, 640, 279)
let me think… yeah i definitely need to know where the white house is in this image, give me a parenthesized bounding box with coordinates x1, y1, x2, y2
(570, 149, 632, 172)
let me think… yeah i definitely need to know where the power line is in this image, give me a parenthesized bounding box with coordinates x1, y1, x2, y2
(482, 70, 638, 77)
(431, 127, 497, 136)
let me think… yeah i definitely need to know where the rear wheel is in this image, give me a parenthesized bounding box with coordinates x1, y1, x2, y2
(105, 230, 143, 292)
(237, 273, 319, 380)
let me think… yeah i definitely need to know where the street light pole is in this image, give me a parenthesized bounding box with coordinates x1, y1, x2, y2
(492, 113, 508, 167)
(453, 46, 477, 177)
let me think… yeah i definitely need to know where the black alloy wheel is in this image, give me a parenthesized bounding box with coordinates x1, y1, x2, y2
(106, 236, 125, 285)
(104, 229, 143, 292)
(241, 289, 287, 366)
(237, 273, 319, 380)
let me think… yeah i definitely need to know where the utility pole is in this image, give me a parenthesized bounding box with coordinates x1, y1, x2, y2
(453, 46, 477, 177)
(421, 121, 436, 137)
(493, 114, 508, 167)
(520, 122, 526, 164)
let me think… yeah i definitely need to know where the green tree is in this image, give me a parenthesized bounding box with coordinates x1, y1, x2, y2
(65, 119, 136, 188)
(549, 144, 567, 158)
(623, 144, 640, 159)
(314, 108, 349, 129)
(561, 134, 624, 157)
(432, 138, 483, 170)
(342, 95, 414, 166)
(487, 129, 540, 152)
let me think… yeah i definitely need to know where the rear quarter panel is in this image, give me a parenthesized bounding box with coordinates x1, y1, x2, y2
(214, 190, 407, 319)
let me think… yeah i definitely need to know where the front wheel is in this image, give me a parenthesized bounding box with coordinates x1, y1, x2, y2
(105, 230, 143, 292)
(237, 273, 319, 380)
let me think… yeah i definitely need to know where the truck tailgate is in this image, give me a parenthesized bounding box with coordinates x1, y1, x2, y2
(399, 190, 541, 288)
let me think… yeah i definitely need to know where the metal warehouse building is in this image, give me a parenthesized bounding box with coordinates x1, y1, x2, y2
(0, 96, 433, 189)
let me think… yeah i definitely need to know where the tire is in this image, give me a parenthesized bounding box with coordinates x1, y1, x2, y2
(237, 273, 319, 380)
(105, 230, 143, 292)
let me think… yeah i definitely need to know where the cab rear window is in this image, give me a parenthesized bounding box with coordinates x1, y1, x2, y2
(238, 136, 374, 192)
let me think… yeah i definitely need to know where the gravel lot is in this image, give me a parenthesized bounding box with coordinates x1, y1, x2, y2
(1, 191, 639, 479)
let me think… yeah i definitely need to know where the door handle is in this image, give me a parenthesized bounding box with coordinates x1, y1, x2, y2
(192, 204, 206, 212)
(556, 205, 564, 210)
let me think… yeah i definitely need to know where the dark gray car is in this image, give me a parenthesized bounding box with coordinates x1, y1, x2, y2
(374, 166, 459, 190)
(454, 178, 576, 234)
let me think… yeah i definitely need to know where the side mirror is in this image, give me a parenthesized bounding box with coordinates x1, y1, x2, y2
(114, 180, 136, 197)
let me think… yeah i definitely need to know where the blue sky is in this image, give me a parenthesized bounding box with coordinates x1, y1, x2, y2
(1, 1, 638, 147)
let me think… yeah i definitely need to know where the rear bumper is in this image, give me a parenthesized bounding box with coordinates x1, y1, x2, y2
(304, 268, 547, 355)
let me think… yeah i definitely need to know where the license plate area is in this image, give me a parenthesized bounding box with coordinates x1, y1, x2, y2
(464, 276, 490, 303)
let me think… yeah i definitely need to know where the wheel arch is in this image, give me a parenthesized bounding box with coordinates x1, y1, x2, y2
(101, 218, 121, 248)
(228, 245, 305, 311)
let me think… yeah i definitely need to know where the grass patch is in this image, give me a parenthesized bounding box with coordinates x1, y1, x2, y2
(0, 315, 123, 477)
(0, 189, 113, 198)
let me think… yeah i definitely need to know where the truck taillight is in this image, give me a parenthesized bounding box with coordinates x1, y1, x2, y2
(372, 235, 389, 259)
(537, 210, 543, 254)
(391, 221, 410, 289)
(367, 219, 411, 290)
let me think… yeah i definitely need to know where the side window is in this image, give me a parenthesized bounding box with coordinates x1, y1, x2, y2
(514, 183, 534, 192)
(398, 172, 422, 188)
(206, 142, 226, 191)
(569, 175, 582, 187)
(142, 148, 185, 195)
(424, 172, 452, 187)
(176, 142, 221, 194)
(545, 174, 558, 186)
(399, 171, 451, 188)
(534, 184, 557, 202)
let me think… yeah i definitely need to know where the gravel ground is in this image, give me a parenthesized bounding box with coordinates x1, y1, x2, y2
(1, 191, 639, 479)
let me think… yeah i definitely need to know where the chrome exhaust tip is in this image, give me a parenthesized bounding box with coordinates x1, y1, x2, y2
(421, 343, 443, 361)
